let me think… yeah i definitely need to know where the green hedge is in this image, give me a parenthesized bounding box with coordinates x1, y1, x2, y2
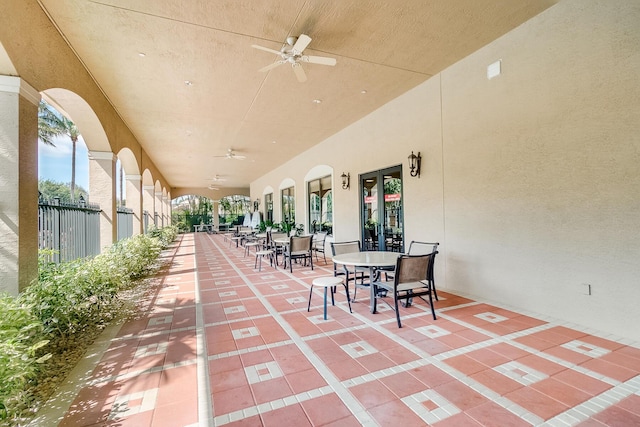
(0, 225, 177, 423)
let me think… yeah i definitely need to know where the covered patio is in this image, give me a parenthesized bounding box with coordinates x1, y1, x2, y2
(34, 233, 640, 426)
(2, 1, 640, 425)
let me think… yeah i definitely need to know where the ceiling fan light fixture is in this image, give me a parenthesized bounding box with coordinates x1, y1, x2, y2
(252, 34, 336, 83)
(286, 36, 297, 46)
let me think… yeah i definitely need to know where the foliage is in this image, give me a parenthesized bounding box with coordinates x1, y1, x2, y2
(0, 226, 177, 423)
(276, 221, 305, 236)
(146, 225, 178, 249)
(38, 179, 88, 202)
(37, 100, 82, 200)
(0, 295, 50, 420)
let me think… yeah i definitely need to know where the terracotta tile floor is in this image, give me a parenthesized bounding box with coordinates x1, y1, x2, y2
(40, 233, 640, 426)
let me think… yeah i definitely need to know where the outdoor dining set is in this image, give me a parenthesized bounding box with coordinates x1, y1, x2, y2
(221, 226, 440, 328)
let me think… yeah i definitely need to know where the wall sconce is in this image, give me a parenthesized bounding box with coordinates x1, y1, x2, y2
(341, 172, 350, 190)
(408, 151, 422, 177)
(253, 198, 260, 211)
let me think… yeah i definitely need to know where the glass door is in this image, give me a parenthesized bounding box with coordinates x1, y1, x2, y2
(360, 165, 404, 252)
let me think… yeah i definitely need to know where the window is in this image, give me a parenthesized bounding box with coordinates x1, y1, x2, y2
(265, 193, 273, 223)
(308, 175, 332, 234)
(281, 187, 295, 224)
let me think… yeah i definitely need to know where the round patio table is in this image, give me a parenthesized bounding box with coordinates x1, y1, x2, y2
(332, 251, 400, 313)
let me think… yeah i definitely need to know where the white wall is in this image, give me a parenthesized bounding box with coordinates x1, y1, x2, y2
(251, 0, 640, 342)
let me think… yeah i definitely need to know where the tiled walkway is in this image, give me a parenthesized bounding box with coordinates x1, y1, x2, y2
(42, 233, 640, 426)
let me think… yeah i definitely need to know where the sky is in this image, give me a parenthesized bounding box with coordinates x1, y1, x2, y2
(38, 134, 90, 190)
(38, 135, 124, 200)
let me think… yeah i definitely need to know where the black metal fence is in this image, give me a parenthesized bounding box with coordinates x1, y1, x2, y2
(117, 206, 134, 241)
(38, 198, 101, 263)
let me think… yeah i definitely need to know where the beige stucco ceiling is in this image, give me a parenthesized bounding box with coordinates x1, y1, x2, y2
(37, 0, 558, 190)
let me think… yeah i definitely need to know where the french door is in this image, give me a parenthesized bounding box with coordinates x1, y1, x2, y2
(360, 165, 404, 252)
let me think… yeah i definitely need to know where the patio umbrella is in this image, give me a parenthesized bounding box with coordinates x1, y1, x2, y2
(251, 211, 261, 228)
(242, 211, 251, 227)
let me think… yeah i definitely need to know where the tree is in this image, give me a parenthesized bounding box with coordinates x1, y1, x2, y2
(37, 100, 81, 201)
(38, 179, 88, 202)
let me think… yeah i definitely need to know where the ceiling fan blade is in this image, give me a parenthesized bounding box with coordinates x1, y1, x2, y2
(292, 34, 311, 54)
(251, 44, 282, 55)
(233, 154, 246, 160)
(303, 55, 337, 66)
(258, 60, 285, 72)
(292, 63, 307, 82)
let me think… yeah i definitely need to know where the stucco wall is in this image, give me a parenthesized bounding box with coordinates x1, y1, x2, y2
(252, 0, 640, 341)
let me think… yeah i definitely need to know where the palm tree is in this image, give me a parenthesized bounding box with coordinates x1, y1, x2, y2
(38, 100, 81, 200)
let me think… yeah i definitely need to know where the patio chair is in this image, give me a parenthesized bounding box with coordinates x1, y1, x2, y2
(284, 235, 314, 272)
(268, 231, 287, 265)
(255, 232, 276, 271)
(312, 232, 327, 263)
(330, 240, 369, 301)
(408, 241, 440, 300)
(371, 252, 438, 327)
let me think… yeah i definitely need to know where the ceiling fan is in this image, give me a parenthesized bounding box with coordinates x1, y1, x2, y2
(214, 148, 246, 160)
(252, 34, 336, 82)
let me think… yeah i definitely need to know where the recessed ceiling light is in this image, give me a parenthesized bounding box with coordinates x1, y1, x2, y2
(272, 140, 277, 144)
(138, 52, 146, 57)
(184, 80, 193, 86)
(361, 90, 367, 94)
(312, 99, 322, 104)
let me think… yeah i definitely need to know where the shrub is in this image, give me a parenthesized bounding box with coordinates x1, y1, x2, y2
(0, 295, 49, 420)
(0, 226, 178, 423)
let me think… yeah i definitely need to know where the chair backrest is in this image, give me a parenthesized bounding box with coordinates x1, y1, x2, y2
(330, 240, 361, 256)
(394, 253, 435, 286)
(408, 241, 439, 255)
(314, 232, 327, 243)
(290, 235, 313, 252)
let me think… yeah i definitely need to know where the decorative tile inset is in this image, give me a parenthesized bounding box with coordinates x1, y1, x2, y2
(416, 325, 451, 339)
(134, 342, 168, 358)
(224, 305, 246, 314)
(561, 340, 611, 358)
(109, 388, 158, 420)
(494, 361, 548, 385)
(211, 272, 227, 277)
(219, 291, 237, 297)
(401, 389, 460, 424)
(475, 312, 508, 323)
(245, 361, 283, 384)
(308, 314, 333, 324)
(271, 284, 289, 290)
(214, 280, 231, 286)
(341, 340, 378, 358)
(286, 296, 307, 304)
(147, 315, 173, 327)
(157, 298, 176, 305)
(232, 326, 260, 339)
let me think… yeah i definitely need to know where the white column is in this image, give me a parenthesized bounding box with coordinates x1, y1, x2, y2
(125, 174, 142, 235)
(0, 76, 40, 295)
(155, 191, 163, 226)
(212, 200, 220, 229)
(162, 195, 170, 226)
(88, 150, 117, 250)
(143, 185, 155, 231)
